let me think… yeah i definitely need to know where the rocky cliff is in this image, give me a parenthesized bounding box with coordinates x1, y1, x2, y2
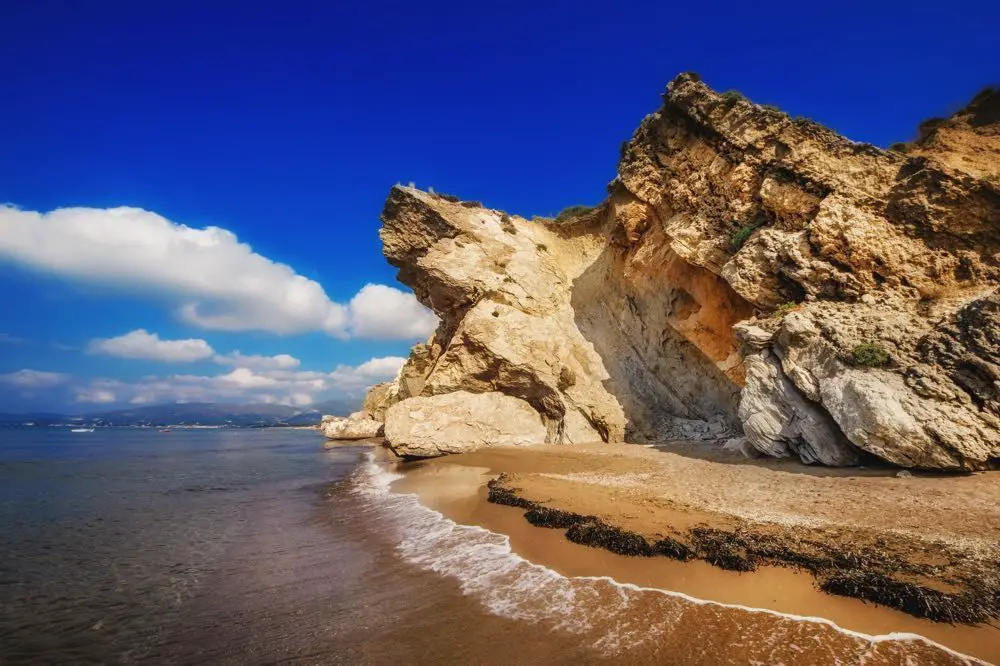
(370, 74, 1000, 470)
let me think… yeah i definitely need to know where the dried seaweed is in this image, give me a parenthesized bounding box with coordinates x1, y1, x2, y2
(565, 521, 654, 557)
(820, 572, 995, 624)
(485, 477, 1000, 624)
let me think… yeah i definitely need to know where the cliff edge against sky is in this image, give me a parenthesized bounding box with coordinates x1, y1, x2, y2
(361, 73, 1000, 471)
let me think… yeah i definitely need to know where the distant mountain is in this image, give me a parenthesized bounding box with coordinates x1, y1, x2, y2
(90, 403, 306, 426)
(0, 412, 77, 426)
(0, 397, 362, 428)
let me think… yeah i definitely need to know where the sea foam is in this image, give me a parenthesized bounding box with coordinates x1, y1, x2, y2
(351, 453, 985, 665)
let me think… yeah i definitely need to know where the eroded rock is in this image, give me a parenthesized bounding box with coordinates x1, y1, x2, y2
(384, 391, 548, 458)
(369, 73, 1000, 469)
(320, 412, 383, 440)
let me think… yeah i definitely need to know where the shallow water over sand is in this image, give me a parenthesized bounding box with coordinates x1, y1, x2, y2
(1, 429, 994, 664)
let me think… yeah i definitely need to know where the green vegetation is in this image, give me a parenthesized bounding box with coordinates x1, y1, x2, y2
(554, 205, 595, 224)
(730, 223, 759, 251)
(721, 89, 745, 109)
(535, 243, 548, 252)
(888, 142, 912, 154)
(760, 103, 782, 113)
(852, 342, 891, 368)
(773, 301, 799, 317)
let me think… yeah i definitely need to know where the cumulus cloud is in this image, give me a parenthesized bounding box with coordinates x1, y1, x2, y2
(346, 284, 438, 340)
(66, 355, 405, 407)
(329, 355, 406, 395)
(86, 330, 306, 370)
(0, 369, 70, 389)
(213, 351, 301, 370)
(88, 329, 215, 362)
(0, 205, 436, 340)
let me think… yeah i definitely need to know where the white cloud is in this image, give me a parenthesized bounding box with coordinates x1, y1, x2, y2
(63, 355, 403, 407)
(0, 205, 436, 340)
(329, 355, 406, 395)
(86, 331, 306, 371)
(213, 351, 301, 370)
(346, 284, 438, 340)
(75, 387, 117, 404)
(88, 329, 215, 362)
(119, 369, 319, 406)
(0, 369, 70, 389)
(215, 367, 281, 389)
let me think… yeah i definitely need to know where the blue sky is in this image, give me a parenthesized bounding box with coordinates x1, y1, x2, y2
(1, 0, 997, 412)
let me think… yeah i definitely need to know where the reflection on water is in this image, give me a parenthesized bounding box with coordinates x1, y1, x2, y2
(0, 429, 988, 665)
(0, 429, 592, 665)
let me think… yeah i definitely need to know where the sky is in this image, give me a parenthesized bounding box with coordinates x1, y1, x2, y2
(0, 0, 997, 413)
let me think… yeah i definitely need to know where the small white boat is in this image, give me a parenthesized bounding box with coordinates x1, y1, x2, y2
(70, 427, 95, 433)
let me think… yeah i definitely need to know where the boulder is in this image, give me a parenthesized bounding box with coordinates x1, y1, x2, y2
(383, 391, 548, 458)
(320, 412, 383, 440)
(361, 380, 399, 421)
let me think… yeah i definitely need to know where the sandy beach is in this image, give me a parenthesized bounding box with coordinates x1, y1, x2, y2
(390, 442, 1000, 664)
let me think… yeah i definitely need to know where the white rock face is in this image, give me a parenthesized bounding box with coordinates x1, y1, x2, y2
(739, 350, 859, 466)
(383, 391, 548, 458)
(320, 412, 383, 440)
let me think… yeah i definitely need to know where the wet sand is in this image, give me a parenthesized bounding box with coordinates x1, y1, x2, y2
(391, 443, 1000, 664)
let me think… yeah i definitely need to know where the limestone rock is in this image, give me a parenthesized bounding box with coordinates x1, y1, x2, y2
(384, 391, 548, 458)
(361, 380, 399, 421)
(320, 412, 383, 440)
(375, 73, 1000, 469)
(739, 350, 859, 466)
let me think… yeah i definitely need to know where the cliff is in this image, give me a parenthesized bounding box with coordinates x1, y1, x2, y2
(371, 74, 1000, 470)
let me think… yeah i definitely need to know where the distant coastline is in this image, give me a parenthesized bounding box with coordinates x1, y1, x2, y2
(0, 401, 353, 430)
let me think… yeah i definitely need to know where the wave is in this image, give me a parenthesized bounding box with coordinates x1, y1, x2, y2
(350, 452, 986, 665)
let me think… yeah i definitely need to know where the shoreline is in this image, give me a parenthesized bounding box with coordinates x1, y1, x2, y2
(388, 443, 1000, 664)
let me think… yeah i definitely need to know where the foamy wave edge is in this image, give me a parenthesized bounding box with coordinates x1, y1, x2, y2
(351, 452, 987, 665)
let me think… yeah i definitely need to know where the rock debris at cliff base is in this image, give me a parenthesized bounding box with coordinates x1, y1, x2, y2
(353, 73, 1000, 470)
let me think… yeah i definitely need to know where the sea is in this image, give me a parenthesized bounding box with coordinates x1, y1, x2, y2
(0, 427, 987, 665)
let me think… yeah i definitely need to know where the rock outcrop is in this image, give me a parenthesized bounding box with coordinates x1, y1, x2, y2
(320, 412, 382, 440)
(384, 391, 548, 457)
(373, 74, 1000, 469)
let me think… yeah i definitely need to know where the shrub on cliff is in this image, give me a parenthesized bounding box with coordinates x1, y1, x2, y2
(773, 301, 799, 318)
(852, 343, 891, 367)
(500, 212, 516, 234)
(731, 223, 759, 250)
(554, 205, 595, 224)
(721, 89, 745, 109)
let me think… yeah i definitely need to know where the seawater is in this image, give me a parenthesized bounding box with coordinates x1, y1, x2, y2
(0, 429, 986, 665)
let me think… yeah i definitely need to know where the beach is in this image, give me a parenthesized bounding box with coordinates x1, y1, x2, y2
(390, 442, 1000, 664)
